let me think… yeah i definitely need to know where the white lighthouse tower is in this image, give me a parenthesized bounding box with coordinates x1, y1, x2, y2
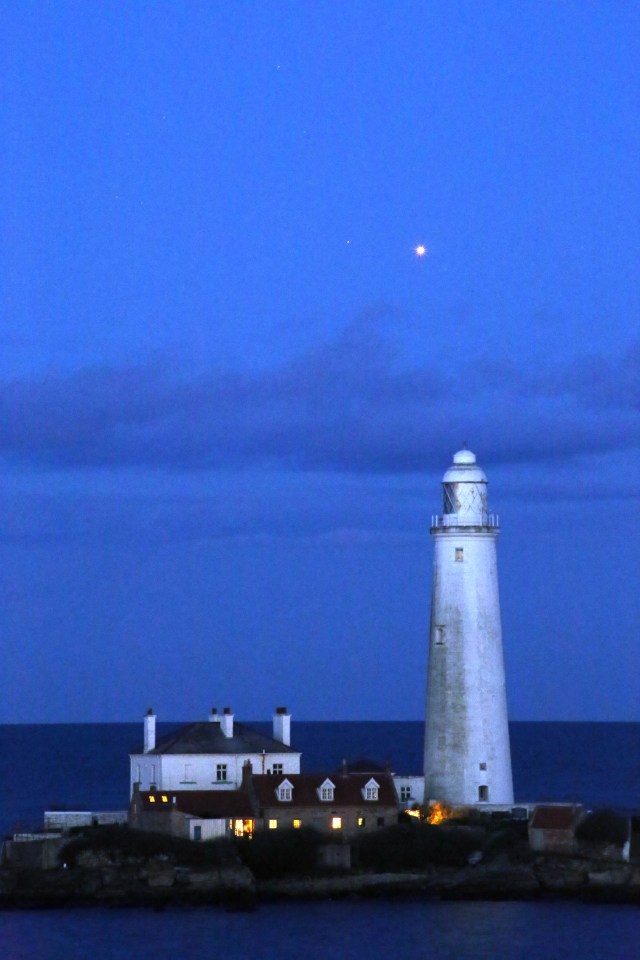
(423, 447, 513, 806)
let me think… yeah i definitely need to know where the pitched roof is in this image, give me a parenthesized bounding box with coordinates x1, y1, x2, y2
(251, 772, 398, 809)
(133, 721, 299, 756)
(530, 804, 582, 830)
(139, 790, 253, 818)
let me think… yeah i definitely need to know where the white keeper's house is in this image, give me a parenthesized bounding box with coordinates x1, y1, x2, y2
(129, 706, 301, 798)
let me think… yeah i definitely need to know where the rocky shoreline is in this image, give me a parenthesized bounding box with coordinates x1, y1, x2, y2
(2, 855, 640, 909)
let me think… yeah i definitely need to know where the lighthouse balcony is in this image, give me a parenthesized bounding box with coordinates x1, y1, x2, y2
(431, 513, 499, 529)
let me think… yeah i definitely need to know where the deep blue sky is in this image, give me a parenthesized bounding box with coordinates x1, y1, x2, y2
(1, 1, 638, 723)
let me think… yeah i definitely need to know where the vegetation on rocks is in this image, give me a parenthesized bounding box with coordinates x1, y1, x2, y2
(59, 824, 236, 868)
(234, 827, 323, 879)
(575, 809, 629, 846)
(355, 822, 483, 871)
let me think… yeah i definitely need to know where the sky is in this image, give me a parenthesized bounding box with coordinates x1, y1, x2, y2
(1, 1, 638, 723)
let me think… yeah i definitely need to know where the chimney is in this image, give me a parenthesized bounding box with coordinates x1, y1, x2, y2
(208, 707, 221, 723)
(273, 706, 291, 746)
(221, 707, 234, 738)
(144, 708, 156, 753)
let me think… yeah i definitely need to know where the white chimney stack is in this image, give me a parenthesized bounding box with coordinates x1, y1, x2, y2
(143, 708, 156, 753)
(221, 707, 234, 738)
(273, 706, 291, 746)
(208, 707, 221, 723)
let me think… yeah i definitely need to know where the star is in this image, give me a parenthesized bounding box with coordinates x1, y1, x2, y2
(415, 245, 427, 257)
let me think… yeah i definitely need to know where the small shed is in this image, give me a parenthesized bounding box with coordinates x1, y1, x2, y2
(528, 804, 583, 854)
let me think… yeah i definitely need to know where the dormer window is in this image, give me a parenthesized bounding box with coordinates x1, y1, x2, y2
(363, 778, 380, 801)
(318, 778, 335, 802)
(277, 778, 294, 802)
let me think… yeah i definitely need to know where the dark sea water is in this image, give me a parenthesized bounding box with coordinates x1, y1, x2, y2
(1, 901, 640, 960)
(1, 722, 639, 959)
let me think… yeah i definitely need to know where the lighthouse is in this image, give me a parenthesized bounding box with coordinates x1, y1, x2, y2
(423, 447, 513, 806)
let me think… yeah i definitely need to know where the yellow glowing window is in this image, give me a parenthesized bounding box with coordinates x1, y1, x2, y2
(455, 548, 464, 561)
(357, 817, 365, 827)
(331, 817, 342, 830)
(148, 796, 155, 803)
(293, 819, 302, 829)
(161, 795, 168, 803)
(268, 819, 278, 830)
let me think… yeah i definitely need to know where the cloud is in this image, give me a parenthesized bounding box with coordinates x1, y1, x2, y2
(0, 320, 637, 475)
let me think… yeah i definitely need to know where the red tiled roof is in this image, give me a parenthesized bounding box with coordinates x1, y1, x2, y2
(250, 772, 398, 808)
(139, 790, 253, 818)
(530, 805, 582, 830)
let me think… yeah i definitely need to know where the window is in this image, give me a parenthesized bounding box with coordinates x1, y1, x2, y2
(363, 778, 379, 801)
(293, 819, 302, 829)
(193, 825, 202, 841)
(272, 763, 283, 775)
(161, 795, 168, 803)
(455, 547, 464, 561)
(479, 762, 487, 771)
(318, 778, 335, 802)
(400, 786, 412, 802)
(478, 785, 489, 802)
(181, 763, 195, 784)
(148, 796, 156, 803)
(331, 817, 342, 830)
(277, 778, 294, 801)
(268, 819, 278, 829)
(357, 817, 365, 827)
(216, 763, 227, 782)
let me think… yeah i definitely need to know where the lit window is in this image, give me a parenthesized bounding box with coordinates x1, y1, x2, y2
(357, 817, 365, 827)
(293, 819, 302, 829)
(455, 548, 464, 561)
(268, 819, 278, 829)
(161, 795, 168, 803)
(216, 763, 227, 782)
(148, 796, 155, 803)
(272, 763, 283, 775)
(331, 817, 342, 830)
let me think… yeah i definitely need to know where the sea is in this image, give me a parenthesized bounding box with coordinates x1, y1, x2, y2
(1, 721, 640, 960)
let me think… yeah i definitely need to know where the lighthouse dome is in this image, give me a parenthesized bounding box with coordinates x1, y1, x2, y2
(442, 447, 487, 485)
(440, 447, 491, 524)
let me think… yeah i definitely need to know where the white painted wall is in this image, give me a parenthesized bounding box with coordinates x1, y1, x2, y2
(129, 750, 300, 797)
(392, 775, 425, 805)
(424, 450, 513, 807)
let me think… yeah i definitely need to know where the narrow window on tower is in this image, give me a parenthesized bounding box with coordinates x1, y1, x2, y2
(479, 762, 487, 771)
(478, 785, 489, 802)
(435, 626, 445, 646)
(455, 548, 464, 561)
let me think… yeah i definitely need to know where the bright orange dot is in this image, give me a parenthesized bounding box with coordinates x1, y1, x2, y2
(415, 245, 427, 257)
